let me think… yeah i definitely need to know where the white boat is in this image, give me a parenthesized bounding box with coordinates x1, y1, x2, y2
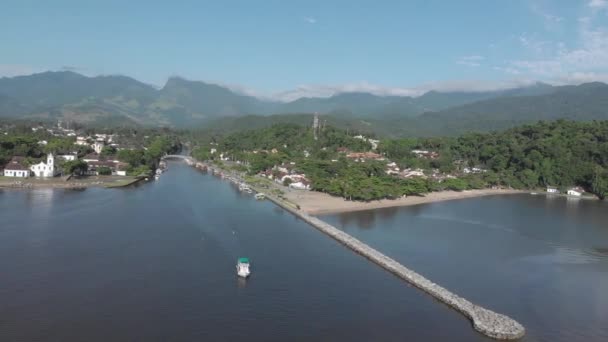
(236, 257, 251, 278)
(255, 193, 265, 200)
(154, 174, 160, 180)
(238, 183, 252, 193)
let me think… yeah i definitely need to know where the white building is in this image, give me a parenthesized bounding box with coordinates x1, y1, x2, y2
(92, 140, 105, 154)
(58, 154, 77, 161)
(289, 181, 311, 190)
(75, 136, 89, 146)
(567, 188, 583, 197)
(3, 157, 30, 177)
(353, 135, 379, 150)
(401, 168, 426, 178)
(546, 186, 559, 194)
(30, 154, 59, 177)
(82, 153, 100, 162)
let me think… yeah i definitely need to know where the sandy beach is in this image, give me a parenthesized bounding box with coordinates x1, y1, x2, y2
(282, 188, 525, 215)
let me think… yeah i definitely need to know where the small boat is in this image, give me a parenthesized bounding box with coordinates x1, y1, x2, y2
(530, 192, 538, 195)
(236, 257, 251, 278)
(239, 183, 251, 192)
(154, 174, 160, 180)
(255, 193, 265, 200)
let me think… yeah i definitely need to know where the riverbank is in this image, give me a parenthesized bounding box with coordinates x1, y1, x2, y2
(282, 187, 526, 215)
(0, 175, 142, 189)
(199, 161, 527, 215)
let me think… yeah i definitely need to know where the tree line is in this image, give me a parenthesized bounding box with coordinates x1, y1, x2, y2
(192, 120, 608, 200)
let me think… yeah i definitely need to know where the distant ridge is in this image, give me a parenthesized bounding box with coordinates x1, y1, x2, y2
(0, 71, 607, 135)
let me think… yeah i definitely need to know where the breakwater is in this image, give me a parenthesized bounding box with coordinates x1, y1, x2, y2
(264, 193, 526, 340)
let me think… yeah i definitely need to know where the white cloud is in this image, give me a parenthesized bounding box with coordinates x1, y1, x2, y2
(303, 16, 317, 24)
(266, 78, 546, 102)
(518, 33, 550, 55)
(530, 2, 564, 31)
(588, 0, 608, 9)
(0, 64, 42, 78)
(271, 82, 420, 102)
(456, 55, 485, 67)
(496, 9, 608, 80)
(493, 66, 522, 75)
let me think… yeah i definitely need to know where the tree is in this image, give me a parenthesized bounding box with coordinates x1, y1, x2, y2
(44, 137, 75, 154)
(100, 146, 117, 156)
(592, 167, 608, 199)
(97, 166, 112, 175)
(62, 160, 88, 175)
(117, 149, 144, 167)
(128, 165, 151, 177)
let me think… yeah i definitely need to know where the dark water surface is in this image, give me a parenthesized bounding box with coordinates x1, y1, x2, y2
(1, 164, 483, 341)
(2, 164, 606, 341)
(323, 194, 608, 342)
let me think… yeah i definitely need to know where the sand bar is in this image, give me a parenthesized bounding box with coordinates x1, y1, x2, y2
(283, 188, 525, 215)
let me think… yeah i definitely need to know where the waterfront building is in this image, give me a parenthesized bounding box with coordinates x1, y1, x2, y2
(546, 186, 559, 194)
(289, 180, 311, 190)
(567, 187, 583, 196)
(30, 154, 59, 177)
(3, 157, 30, 177)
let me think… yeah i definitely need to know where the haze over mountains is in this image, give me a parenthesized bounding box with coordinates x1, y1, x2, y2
(1, 71, 607, 136)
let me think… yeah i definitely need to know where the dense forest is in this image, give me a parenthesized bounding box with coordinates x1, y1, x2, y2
(194, 120, 608, 200)
(380, 120, 608, 198)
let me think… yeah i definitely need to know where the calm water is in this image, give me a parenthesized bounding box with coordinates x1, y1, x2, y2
(0, 165, 605, 341)
(323, 194, 608, 342)
(1, 163, 483, 342)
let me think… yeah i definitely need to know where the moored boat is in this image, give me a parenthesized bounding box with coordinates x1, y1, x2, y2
(236, 257, 251, 278)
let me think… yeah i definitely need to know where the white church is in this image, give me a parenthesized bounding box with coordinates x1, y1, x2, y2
(30, 153, 59, 177)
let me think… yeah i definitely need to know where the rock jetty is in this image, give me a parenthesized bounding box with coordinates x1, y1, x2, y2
(268, 195, 526, 340)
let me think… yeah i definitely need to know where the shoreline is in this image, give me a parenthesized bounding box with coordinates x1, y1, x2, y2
(0, 176, 143, 189)
(282, 188, 527, 215)
(201, 161, 529, 215)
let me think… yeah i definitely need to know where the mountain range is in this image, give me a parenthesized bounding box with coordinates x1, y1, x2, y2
(0, 71, 607, 136)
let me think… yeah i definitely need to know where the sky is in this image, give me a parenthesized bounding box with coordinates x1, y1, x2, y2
(1, 0, 608, 101)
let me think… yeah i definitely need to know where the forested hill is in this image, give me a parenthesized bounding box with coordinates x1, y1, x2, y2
(395, 82, 608, 136)
(3, 71, 607, 132)
(406, 120, 608, 198)
(195, 120, 608, 200)
(200, 82, 608, 137)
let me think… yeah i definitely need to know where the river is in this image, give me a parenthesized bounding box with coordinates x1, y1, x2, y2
(323, 194, 608, 341)
(0, 163, 606, 341)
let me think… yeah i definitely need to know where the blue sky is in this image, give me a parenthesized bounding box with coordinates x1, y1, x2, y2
(1, 0, 607, 100)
